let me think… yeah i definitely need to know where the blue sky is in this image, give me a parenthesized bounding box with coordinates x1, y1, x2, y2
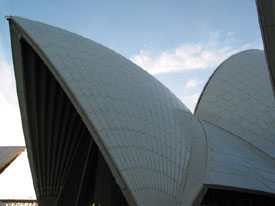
(0, 0, 263, 199)
(0, 0, 261, 56)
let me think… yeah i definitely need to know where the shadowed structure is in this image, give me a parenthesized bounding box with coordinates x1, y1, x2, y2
(0, 146, 25, 174)
(19, 39, 128, 206)
(256, 0, 275, 95)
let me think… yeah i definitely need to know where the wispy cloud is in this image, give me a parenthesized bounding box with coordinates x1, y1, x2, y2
(0, 36, 24, 146)
(0, 36, 35, 198)
(131, 31, 263, 75)
(0, 51, 17, 106)
(131, 31, 263, 111)
(0, 151, 36, 199)
(184, 78, 203, 88)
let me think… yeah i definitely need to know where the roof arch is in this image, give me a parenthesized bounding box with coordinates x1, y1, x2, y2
(195, 49, 275, 159)
(9, 16, 206, 205)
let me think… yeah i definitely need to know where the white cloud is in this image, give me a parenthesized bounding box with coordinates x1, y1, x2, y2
(131, 32, 263, 75)
(0, 36, 35, 199)
(0, 51, 17, 106)
(0, 151, 36, 199)
(184, 78, 203, 88)
(131, 31, 263, 111)
(0, 37, 24, 146)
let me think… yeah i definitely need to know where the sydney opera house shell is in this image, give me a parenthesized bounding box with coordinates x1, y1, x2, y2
(8, 15, 275, 206)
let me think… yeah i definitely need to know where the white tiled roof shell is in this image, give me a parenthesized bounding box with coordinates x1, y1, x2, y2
(195, 50, 275, 160)
(11, 17, 199, 205)
(202, 121, 275, 194)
